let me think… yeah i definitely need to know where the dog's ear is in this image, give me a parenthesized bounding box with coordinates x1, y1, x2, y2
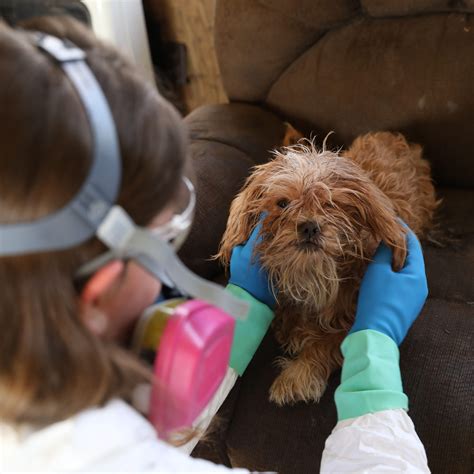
(216, 165, 268, 267)
(351, 180, 408, 270)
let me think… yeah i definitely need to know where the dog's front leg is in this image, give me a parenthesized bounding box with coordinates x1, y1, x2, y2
(269, 331, 345, 406)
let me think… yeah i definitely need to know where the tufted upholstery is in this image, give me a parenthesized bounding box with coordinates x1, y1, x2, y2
(176, 1, 474, 473)
(215, 0, 474, 188)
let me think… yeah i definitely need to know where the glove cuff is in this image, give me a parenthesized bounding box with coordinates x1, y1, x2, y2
(335, 329, 408, 421)
(226, 284, 274, 376)
(228, 260, 276, 310)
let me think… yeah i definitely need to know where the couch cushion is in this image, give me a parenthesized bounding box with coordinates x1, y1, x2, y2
(215, 0, 358, 102)
(424, 188, 474, 302)
(258, 0, 359, 29)
(266, 14, 474, 187)
(185, 104, 288, 163)
(400, 299, 474, 474)
(362, 0, 474, 17)
(179, 141, 253, 278)
(214, 0, 474, 187)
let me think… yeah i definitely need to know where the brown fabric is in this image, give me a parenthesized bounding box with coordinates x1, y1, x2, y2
(362, 0, 474, 17)
(179, 104, 287, 278)
(434, 188, 474, 234)
(266, 14, 474, 187)
(215, 0, 336, 102)
(424, 188, 474, 302)
(400, 299, 474, 474)
(215, 1, 474, 187)
(258, 0, 360, 29)
(185, 103, 288, 163)
(178, 141, 252, 279)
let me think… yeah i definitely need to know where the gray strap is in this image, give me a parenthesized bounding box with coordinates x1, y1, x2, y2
(132, 234, 249, 320)
(0, 34, 120, 256)
(79, 206, 249, 320)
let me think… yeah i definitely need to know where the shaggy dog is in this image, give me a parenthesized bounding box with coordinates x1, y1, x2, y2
(217, 132, 438, 405)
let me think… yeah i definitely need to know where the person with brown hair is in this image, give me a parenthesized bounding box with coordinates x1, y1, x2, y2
(0, 14, 188, 427)
(0, 14, 429, 473)
(0, 15, 250, 471)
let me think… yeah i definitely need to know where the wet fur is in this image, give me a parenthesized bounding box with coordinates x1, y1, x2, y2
(218, 132, 439, 405)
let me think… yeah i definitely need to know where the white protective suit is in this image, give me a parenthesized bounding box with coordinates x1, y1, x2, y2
(0, 367, 429, 473)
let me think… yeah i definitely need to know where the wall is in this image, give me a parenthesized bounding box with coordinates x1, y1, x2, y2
(148, 0, 227, 112)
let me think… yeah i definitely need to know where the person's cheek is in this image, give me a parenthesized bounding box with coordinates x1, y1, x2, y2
(130, 263, 163, 310)
(108, 263, 163, 342)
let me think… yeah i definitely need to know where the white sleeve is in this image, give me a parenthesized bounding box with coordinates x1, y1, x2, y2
(1, 399, 250, 473)
(321, 409, 430, 473)
(179, 367, 238, 454)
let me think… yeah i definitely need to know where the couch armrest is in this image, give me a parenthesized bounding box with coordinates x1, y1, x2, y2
(179, 103, 288, 279)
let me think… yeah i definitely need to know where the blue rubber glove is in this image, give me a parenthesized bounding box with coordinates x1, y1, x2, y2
(349, 226, 428, 346)
(228, 218, 276, 310)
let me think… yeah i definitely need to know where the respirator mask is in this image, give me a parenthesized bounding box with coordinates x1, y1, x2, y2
(0, 34, 248, 438)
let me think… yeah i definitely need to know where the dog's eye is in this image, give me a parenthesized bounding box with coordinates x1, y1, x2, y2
(277, 199, 290, 209)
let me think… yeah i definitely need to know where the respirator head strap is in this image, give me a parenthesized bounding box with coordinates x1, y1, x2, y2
(0, 33, 121, 256)
(0, 32, 249, 323)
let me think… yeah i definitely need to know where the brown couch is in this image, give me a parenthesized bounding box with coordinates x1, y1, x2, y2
(177, 1, 474, 473)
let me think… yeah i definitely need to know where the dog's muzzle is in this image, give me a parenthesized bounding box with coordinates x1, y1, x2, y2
(297, 220, 321, 249)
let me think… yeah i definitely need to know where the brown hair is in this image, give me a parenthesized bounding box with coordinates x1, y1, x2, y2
(0, 16, 188, 426)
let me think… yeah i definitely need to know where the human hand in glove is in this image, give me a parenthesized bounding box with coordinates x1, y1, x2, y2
(228, 216, 276, 310)
(349, 225, 428, 345)
(227, 216, 275, 375)
(336, 225, 428, 420)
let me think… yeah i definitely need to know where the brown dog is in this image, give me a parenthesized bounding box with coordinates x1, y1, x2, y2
(218, 132, 438, 405)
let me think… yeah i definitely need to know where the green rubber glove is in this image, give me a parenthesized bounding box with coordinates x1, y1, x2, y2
(335, 229, 427, 420)
(226, 284, 274, 376)
(335, 330, 408, 421)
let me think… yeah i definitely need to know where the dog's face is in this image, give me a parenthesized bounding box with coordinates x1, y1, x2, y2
(218, 145, 406, 312)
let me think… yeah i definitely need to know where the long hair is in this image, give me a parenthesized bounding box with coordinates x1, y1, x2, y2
(0, 15, 188, 426)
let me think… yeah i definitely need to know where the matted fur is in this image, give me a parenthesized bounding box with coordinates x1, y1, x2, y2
(218, 132, 438, 405)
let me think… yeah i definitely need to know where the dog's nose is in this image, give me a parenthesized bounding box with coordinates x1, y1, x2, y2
(298, 221, 320, 241)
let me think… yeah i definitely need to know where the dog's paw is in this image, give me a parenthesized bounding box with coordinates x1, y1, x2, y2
(269, 358, 327, 406)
